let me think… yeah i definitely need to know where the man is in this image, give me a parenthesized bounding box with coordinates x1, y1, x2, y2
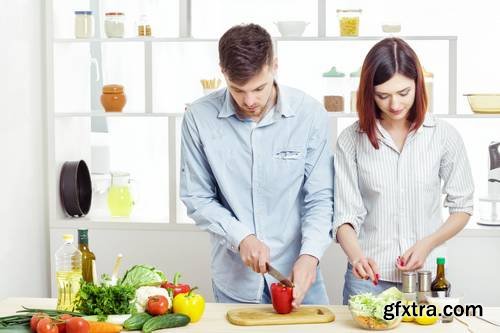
(180, 23, 333, 307)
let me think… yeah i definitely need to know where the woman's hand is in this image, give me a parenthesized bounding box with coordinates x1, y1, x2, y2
(397, 238, 434, 271)
(351, 257, 380, 285)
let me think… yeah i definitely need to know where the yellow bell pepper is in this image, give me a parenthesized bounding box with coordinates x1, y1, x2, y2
(173, 287, 205, 323)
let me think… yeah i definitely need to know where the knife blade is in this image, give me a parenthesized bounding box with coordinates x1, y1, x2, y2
(266, 263, 294, 288)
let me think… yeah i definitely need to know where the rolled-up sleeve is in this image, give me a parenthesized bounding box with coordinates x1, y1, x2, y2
(439, 124, 474, 215)
(180, 109, 253, 253)
(299, 108, 334, 261)
(332, 128, 367, 242)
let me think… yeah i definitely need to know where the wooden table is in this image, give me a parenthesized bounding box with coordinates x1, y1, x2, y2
(1, 298, 499, 332)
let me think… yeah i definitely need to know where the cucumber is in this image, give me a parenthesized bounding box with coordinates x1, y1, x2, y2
(123, 312, 152, 330)
(142, 314, 190, 333)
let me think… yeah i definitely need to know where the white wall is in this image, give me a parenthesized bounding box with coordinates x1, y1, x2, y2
(0, 0, 49, 298)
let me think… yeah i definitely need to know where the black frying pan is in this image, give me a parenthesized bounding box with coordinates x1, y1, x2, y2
(60, 160, 92, 217)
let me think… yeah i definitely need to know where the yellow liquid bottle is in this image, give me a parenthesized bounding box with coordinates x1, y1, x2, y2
(107, 172, 134, 217)
(55, 234, 82, 311)
(78, 229, 96, 283)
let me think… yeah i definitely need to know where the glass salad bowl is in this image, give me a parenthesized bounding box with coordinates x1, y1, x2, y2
(348, 287, 403, 330)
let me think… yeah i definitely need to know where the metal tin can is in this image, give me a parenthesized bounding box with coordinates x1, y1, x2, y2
(402, 271, 417, 293)
(417, 270, 432, 303)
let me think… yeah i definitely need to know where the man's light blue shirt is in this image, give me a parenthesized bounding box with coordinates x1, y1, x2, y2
(180, 83, 334, 302)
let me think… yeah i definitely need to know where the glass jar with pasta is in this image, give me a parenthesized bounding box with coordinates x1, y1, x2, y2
(337, 9, 362, 37)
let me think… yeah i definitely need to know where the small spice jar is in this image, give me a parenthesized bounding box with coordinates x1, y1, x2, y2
(323, 66, 346, 112)
(337, 9, 362, 37)
(417, 271, 432, 304)
(105, 12, 125, 38)
(101, 84, 126, 112)
(137, 14, 152, 37)
(74, 11, 94, 38)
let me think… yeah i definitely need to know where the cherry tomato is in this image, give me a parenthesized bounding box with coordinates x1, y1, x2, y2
(146, 295, 169, 316)
(56, 314, 72, 333)
(30, 313, 48, 332)
(65, 317, 89, 333)
(36, 318, 58, 333)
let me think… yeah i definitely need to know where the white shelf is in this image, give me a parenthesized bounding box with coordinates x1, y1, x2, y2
(327, 113, 500, 119)
(54, 37, 218, 43)
(54, 35, 457, 44)
(54, 37, 218, 44)
(50, 218, 500, 236)
(52, 218, 199, 231)
(54, 112, 184, 118)
(274, 36, 457, 42)
(53, 112, 500, 119)
(436, 113, 500, 118)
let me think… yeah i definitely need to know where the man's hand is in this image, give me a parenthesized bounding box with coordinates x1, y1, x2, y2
(239, 235, 270, 273)
(290, 254, 319, 308)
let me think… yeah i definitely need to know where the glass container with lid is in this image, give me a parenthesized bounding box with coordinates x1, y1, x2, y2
(105, 12, 125, 38)
(337, 9, 362, 37)
(322, 66, 346, 112)
(74, 11, 94, 38)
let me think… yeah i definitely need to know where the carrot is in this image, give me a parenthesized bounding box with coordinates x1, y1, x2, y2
(87, 320, 123, 333)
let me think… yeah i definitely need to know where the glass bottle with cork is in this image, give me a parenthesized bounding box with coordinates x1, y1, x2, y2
(78, 229, 96, 283)
(431, 257, 451, 297)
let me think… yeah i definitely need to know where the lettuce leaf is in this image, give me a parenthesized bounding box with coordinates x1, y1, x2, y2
(348, 287, 402, 323)
(119, 265, 166, 288)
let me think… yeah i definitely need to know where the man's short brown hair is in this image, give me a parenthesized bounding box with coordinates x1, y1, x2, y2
(219, 24, 274, 85)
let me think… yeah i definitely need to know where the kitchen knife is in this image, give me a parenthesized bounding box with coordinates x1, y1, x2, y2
(266, 263, 294, 288)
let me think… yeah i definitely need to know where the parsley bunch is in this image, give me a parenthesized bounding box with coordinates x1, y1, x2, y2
(75, 279, 136, 316)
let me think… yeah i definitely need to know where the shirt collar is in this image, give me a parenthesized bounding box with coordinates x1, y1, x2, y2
(418, 112, 436, 132)
(217, 81, 296, 119)
(357, 111, 437, 134)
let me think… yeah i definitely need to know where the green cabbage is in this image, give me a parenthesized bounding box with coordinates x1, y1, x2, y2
(349, 287, 403, 323)
(119, 265, 166, 288)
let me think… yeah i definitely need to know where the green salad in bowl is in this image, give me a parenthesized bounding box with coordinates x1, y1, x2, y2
(348, 287, 403, 330)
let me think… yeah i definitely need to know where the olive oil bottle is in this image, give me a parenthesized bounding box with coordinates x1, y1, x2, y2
(78, 229, 96, 283)
(431, 257, 451, 297)
(55, 234, 82, 311)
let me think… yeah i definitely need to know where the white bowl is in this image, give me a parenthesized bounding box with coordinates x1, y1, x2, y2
(275, 21, 309, 37)
(381, 24, 401, 33)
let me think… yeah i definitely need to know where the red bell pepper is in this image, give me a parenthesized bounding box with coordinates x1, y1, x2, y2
(161, 272, 191, 298)
(271, 283, 293, 314)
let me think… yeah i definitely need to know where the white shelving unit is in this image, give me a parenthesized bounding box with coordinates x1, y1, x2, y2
(44, 0, 500, 305)
(46, 0, 494, 231)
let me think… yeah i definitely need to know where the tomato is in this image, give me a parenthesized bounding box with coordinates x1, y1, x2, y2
(36, 318, 58, 333)
(65, 317, 89, 333)
(30, 313, 48, 332)
(146, 295, 169, 316)
(56, 314, 73, 333)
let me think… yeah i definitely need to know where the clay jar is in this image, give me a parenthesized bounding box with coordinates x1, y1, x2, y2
(101, 84, 126, 112)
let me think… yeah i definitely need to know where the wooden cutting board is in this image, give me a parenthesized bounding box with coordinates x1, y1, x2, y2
(227, 306, 335, 326)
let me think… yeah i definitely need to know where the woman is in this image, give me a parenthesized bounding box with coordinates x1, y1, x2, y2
(333, 37, 474, 304)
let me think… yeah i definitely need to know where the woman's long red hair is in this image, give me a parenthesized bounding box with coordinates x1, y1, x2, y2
(357, 38, 428, 149)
